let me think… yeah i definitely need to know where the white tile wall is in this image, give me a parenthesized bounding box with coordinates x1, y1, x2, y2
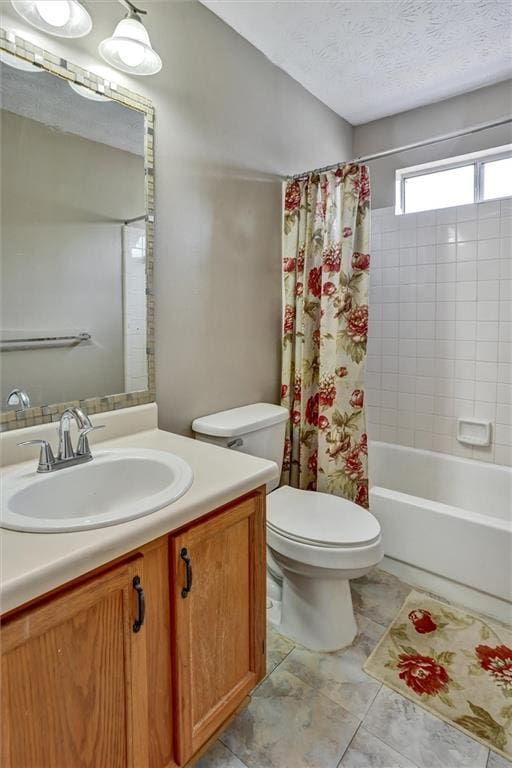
(123, 226, 148, 393)
(368, 200, 512, 466)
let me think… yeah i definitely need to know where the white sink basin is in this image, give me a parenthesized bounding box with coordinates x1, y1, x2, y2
(1, 448, 193, 533)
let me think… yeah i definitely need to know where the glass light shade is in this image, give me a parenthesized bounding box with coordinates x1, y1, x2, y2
(37, 0, 71, 26)
(10, 0, 92, 38)
(0, 49, 42, 71)
(99, 17, 162, 76)
(68, 80, 111, 101)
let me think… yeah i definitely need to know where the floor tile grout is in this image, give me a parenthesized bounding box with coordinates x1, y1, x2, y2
(269, 664, 364, 722)
(218, 738, 250, 768)
(359, 702, 423, 768)
(335, 718, 365, 768)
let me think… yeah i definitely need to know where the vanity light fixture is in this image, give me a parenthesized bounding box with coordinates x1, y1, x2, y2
(10, 1, 92, 38)
(99, 0, 162, 76)
(68, 66, 111, 101)
(0, 49, 42, 71)
(68, 80, 111, 101)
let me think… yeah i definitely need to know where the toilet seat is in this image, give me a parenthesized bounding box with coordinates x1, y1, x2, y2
(267, 485, 380, 548)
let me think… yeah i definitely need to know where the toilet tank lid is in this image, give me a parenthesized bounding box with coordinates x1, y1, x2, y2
(192, 403, 288, 437)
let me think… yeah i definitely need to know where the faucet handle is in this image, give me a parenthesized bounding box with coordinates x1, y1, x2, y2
(18, 440, 56, 473)
(76, 425, 105, 457)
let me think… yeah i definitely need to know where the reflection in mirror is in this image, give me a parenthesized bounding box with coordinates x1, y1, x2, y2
(0, 59, 148, 412)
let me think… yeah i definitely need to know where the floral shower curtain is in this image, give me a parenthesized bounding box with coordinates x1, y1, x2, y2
(280, 164, 371, 507)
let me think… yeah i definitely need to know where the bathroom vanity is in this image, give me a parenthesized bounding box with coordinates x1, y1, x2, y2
(0, 406, 277, 768)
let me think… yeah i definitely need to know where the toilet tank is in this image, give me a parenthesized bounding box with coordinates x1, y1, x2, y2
(192, 403, 288, 492)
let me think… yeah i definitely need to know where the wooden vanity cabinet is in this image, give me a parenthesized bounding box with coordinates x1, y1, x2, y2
(0, 488, 266, 768)
(1, 556, 149, 768)
(170, 490, 266, 764)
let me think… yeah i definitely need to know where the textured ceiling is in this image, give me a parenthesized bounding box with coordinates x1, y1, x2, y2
(201, 0, 512, 124)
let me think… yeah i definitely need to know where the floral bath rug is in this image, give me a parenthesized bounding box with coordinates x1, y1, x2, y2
(363, 591, 512, 761)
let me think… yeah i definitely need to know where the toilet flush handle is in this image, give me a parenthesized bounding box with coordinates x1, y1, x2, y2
(227, 438, 243, 449)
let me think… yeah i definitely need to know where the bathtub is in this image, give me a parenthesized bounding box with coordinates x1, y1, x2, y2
(369, 441, 512, 620)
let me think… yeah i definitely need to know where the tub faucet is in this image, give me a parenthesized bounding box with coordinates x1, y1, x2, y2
(19, 407, 104, 473)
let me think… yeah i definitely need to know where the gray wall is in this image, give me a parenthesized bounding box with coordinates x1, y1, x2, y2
(1, 111, 145, 407)
(0, 0, 352, 435)
(353, 80, 512, 209)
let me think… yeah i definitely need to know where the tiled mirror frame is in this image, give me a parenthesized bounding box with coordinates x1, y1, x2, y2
(0, 29, 155, 431)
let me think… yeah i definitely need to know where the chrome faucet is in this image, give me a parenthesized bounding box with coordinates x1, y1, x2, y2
(7, 388, 31, 410)
(19, 407, 104, 473)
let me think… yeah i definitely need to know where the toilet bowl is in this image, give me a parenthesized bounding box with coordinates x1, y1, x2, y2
(267, 485, 382, 650)
(192, 402, 383, 652)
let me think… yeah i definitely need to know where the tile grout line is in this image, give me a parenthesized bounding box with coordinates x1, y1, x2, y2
(265, 636, 297, 678)
(335, 717, 365, 768)
(217, 634, 298, 766)
(360, 700, 424, 768)
(218, 739, 251, 768)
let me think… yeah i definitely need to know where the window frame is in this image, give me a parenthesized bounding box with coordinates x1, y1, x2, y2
(395, 144, 512, 215)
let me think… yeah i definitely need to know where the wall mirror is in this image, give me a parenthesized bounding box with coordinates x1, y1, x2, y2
(0, 30, 155, 430)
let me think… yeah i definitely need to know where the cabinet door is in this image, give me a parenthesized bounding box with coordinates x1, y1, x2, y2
(1, 557, 148, 768)
(170, 490, 266, 764)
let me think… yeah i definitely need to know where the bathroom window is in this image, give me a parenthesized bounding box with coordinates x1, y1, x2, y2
(481, 156, 512, 201)
(396, 145, 512, 214)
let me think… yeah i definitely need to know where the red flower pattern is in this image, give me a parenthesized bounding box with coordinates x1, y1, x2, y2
(352, 252, 370, 271)
(346, 305, 368, 342)
(350, 389, 364, 408)
(343, 448, 364, 480)
(475, 645, 512, 692)
(295, 282, 303, 297)
(319, 375, 336, 407)
(397, 654, 449, 697)
(355, 480, 368, 508)
(281, 384, 288, 399)
(318, 415, 329, 430)
(354, 167, 370, 205)
(336, 366, 348, 378)
(284, 257, 296, 273)
(285, 180, 301, 212)
(323, 282, 336, 296)
(283, 305, 295, 334)
(308, 266, 322, 298)
(305, 393, 319, 426)
(291, 410, 301, 425)
(322, 244, 342, 273)
(343, 227, 352, 238)
(408, 610, 437, 634)
(308, 451, 318, 474)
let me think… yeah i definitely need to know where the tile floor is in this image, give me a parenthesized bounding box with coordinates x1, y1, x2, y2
(196, 569, 510, 768)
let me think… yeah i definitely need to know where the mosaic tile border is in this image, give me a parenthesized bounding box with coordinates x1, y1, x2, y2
(0, 29, 156, 431)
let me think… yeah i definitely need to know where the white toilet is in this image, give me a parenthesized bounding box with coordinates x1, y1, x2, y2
(192, 402, 383, 651)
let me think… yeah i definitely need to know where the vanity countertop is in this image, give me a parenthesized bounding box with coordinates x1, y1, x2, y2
(0, 426, 278, 614)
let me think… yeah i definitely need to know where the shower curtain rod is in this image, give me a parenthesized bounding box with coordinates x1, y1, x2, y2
(287, 116, 512, 180)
